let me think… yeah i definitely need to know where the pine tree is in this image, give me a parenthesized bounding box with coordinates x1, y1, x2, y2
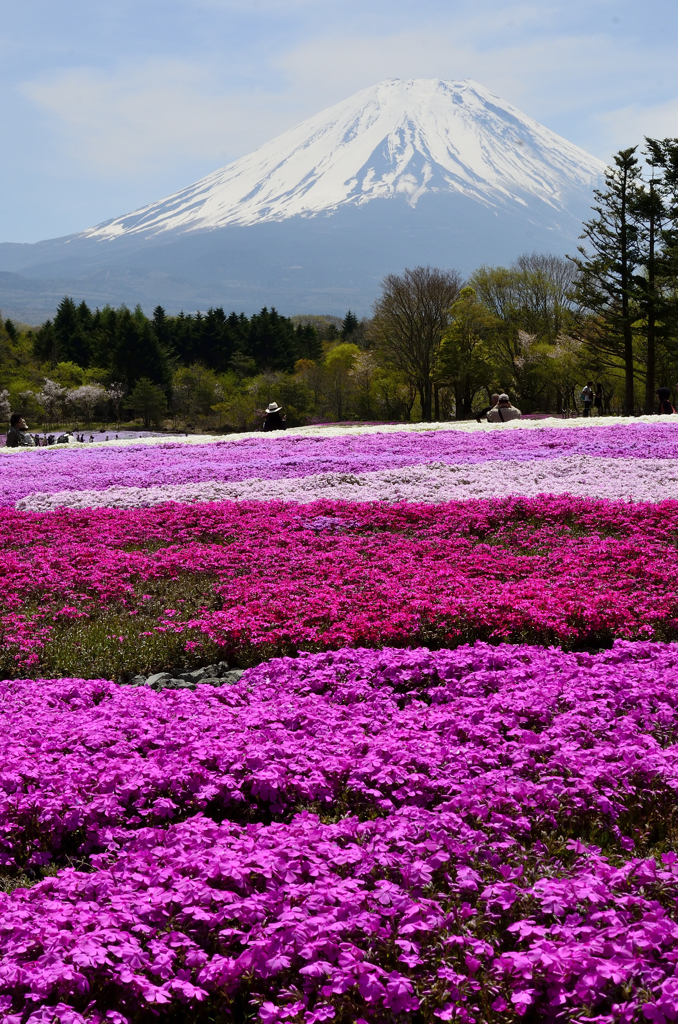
(632, 148, 667, 412)
(341, 310, 359, 337)
(53, 296, 92, 367)
(247, 308, 298, 371)
(570, 148, 644, 415)
(111, 309, 171, 392)
(644, 138, 678, 379)
(294, 323, 322, 362)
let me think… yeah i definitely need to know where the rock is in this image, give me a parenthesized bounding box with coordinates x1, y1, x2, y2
(220, 670, 244, 685)
(164, 679, 196, 690)
(128, 675, 147, 687)
(145, 672, 172, 690)
(202, 664, 220, 677)
(178, 668, 209, 683)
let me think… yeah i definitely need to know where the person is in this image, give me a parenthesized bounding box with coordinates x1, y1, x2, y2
(475, 393, 500, 423)
(5, 413, 36, 448)
(581, 381, 594, 417)
(657, 387, 675, 415)
(594, 383, 603, 416)
(487, 393, 522, 422)
(263, 402, 287, 431)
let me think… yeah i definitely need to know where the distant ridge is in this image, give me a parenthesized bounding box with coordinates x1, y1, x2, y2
(0, 79, 605, 321)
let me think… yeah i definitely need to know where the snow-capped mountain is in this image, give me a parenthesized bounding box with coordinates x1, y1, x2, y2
(0, 79, 605, 320)
(86, 78, 604, 239)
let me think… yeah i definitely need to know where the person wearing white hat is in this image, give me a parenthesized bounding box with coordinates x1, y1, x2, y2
(486, 394, 521, 422)
(263, 402, 287, 431)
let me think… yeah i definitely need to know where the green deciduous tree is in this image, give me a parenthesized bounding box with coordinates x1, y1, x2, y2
(127, 378, 167, 428)
(372, 266, 462, 422)
(439, 287, 497, 419)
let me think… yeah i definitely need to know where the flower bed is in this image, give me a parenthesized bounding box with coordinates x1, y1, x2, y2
(7, 418, 678, 1024)
(2, 642, 678, 1022)
(3, 496, 678, 679)
(5, 419, 678, 508)
(15, 454, 678, 510)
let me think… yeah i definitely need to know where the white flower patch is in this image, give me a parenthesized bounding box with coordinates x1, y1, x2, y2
(17, 455, 678, 511)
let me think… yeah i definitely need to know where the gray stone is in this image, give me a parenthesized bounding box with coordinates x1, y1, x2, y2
(220, 670, 244, 685)
(129, 675, 147, 687)
(145, 672, 172, 690)
(169, 679, 196, 690)
(202, 664, 220, 677)
(178, 668, 209, 683)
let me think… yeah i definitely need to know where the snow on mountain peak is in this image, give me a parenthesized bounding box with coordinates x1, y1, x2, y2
(86, 78, 605, 241)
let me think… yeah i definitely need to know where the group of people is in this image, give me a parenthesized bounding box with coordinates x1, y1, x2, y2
(476, 393, 522, 423)
(579, 382, 604, 417)
(4, 414, 120, 447)
(582, 382, 678, 416)
(7, 387, 678, 447)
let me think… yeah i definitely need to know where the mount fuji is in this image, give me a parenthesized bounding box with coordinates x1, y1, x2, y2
(0, 78, 605, 321)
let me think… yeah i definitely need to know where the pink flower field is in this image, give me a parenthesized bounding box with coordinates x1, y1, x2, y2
(3, 419, 678, 1024)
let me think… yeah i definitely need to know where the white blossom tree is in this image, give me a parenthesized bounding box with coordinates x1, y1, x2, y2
(35, 379, 67, 427)
(0, 390, 10, 425)
(67, 384, 107, 426)
(107, 383, 125, 427)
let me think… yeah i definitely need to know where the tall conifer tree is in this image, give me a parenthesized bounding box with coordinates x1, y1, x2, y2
(571, 148, 643, 414)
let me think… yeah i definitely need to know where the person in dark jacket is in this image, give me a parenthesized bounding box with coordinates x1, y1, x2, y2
(594, 383, 604, 416)
(657, 387, 675, 415)
(5, 413, 35, 448)
(263, 402, 287, 431)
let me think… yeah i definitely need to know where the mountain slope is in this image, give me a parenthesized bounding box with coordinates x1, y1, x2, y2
(0, 78, 605, 320)
(85, 78, 604, 239)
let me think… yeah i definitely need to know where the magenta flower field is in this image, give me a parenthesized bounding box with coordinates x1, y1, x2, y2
(3, 420, 678, 1024)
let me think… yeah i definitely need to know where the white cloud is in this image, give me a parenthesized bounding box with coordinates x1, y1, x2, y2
(19, 8, 678, 185)
(21, 60, 294, 175)
(274, 24, 653, 147)
(594, 99, 678, 155)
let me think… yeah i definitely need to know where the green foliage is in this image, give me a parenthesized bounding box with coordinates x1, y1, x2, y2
(570, 148, 644, 414)
(126, 377, 168, 428)
(439, 287, 497, 419)
(341, 310, 360, 337)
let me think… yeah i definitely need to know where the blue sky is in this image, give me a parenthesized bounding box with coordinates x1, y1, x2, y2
(2, 0, 678, 242)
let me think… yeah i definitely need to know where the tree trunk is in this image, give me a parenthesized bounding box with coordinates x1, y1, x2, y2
(644, 184, 657, 414)
(420, 381, 433, 422)
(619, 159, 635, 415)
(434, 385, 440, 422)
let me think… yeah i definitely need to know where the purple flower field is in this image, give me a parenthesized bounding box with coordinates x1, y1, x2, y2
(6, 419, 678, 1024)
(4, 419, 678, 508)
(3, 642, 678, 1023)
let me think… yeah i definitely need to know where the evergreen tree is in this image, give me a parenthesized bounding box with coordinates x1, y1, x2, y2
(341, 310, 359, 337)
(89, 305, 118, 368)
(632, 148, 667, 412)
(33, 319, 58, 364)
(570, 148, 644, 415)
(111, 308, 171, 392)
(644, 138, 678, 390)
(247, 308, 298, 371)
(53, 296, 92, 367)
(294, 323, 322, 362)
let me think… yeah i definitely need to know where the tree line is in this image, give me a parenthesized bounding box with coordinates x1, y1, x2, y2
(4, 136, 678, 430)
